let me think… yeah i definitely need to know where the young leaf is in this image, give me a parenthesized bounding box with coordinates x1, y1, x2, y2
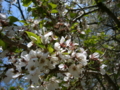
(25, 31, 41, 44)
(47, 45, 54, 53)
(0, 39, 7, 50)
(51, 10, 58, 13)
(22, 0, 32, 7)
(8, 16, 19, 24)
(48, 3, 57, 9)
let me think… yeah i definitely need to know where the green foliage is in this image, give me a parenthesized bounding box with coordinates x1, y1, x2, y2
(48, 3, 57, 9)
(25, 31, 44, 48)
(51, 9, 58, 13)
(8, 16, 19, 24)
(0, 39, 7, 50)
(47, 45, 54, 53)
(84, 35, 99, 46)
(69, 12, 78, 18)
(9, 86, 23, 90)
(9, 87, 16, 90)
(22, 0, 32, 7)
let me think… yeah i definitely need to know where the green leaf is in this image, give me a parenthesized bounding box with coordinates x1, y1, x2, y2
(70, 12, 77, 18)
(47, 45, 54, 53)
(38, 43, 45, 49)
(70, 22, 79, 29)
(8, 16, 19, 24)
(25, 31, 41, 44)
(63, 52, 69, 55)
(20, 20, 28, 25)
(27, 7, 32, 12)
(51, 9, 58, 13)
(22, 0, 32, 7)
(9, 87, 16, 90)
(0, 39, 7, 50)
(48, 3, 57, 9)
(85, 29, 91, 34)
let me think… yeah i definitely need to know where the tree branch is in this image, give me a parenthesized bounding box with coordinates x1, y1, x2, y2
(87, 71, 119, 90)
(17, 0, 26, 21)
(0, 33, 28, 51)
(73, 9, 99, 23)
(95, 75, 106, 90)
(68, 5, 98, 11)
(95, 0, 120, 28)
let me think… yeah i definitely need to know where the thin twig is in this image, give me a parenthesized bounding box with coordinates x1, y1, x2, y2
(17, 0, 26, 21)
(73, 9, 99, 23)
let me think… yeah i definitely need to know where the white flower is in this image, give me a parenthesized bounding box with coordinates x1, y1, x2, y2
(58, 64, 66, 71)
(24, 69, 40, 84)
(37, 57, 48, 70)
(12, 73, 21, 78)
(54, 42, 60, 50)
(50, 54, 59, 66)
(44, 31, 53, 38)
(100, 64, 107, 75)
(65, 39, 71, 46)
(28, 85, 44, 90)
(21, 51, 31, 62)
(68, 64, 83, 77)
(36, 49, 43, 58)
(81, 31, 85, 34)
(89, 52, 99, 59)
(64, 72, 72, 81)
(60, 36, 65, 44)
(71, 51, 76, 58)
(3, 68, 14, 83)
(0, 46, 3, 52)
(29, 50, 37, 58)
(76, 53, 88, 66)
(79, 48, 87, 56)
(27, 41, 33, 48)
(26, 59, 38, 75)
(46, 77, 60, 90)
(0, 13, 7, 20)
(0, 26, 2, 30)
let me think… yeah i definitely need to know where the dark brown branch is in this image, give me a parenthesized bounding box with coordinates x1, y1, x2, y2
(87, 22, 100, 25)
(0, 33, 28, 50)
(95, 0, 120, 28)
(4, 0, 26, 21)
(104, 74, 119, 90)
(87, 71, 119, 90)
(95, 75, 106, 90)
(73, 9, 99, 23)
(4, 0, 18, 8)
(68, 5, 98, 11)
(17, 0, 26, 21)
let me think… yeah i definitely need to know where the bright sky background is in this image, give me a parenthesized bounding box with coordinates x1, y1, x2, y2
(1, 0, 27, 25)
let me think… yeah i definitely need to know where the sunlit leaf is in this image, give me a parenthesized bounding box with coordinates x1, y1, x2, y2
(47, 45, 54, 53)
(22, 0, 32, 7)
(48, 3, 57, 9)
(25, 31, 41, 44)
(51, 10, 58, 13)
(0, 39, 7, 50)
(8, 16, 19, 24)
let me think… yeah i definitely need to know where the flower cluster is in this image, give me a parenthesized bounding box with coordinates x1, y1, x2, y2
(0, 13, 106, 90)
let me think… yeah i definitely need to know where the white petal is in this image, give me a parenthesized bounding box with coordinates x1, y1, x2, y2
(0, 13, 7, 19)
(27, 41, 33, 48)
(60, 36, 65, 44)
(44, 31, 53, 37)
(54, 42, 60, 50)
